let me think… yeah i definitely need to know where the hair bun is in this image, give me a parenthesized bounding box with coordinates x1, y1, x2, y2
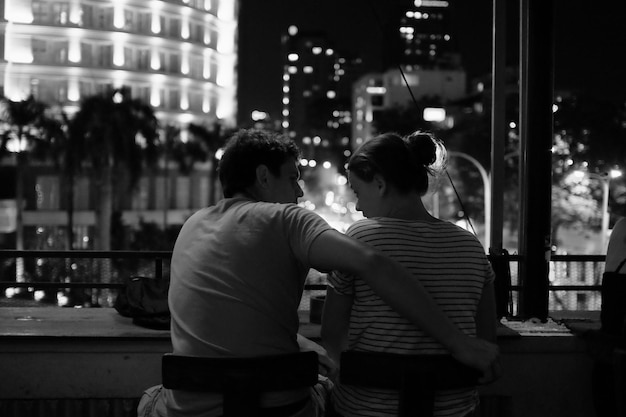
(404, 132, 447, 175)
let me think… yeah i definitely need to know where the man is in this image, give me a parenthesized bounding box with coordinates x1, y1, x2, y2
(162, 129, 498, 417)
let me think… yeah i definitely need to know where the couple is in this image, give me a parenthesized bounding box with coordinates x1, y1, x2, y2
(142, 128, 499, 417)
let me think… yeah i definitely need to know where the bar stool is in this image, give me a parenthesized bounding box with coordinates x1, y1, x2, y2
(162, 351, 318, 417)
(339, 351, 481, 417)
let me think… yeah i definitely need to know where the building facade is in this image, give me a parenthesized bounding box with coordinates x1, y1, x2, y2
(0, 0, 238, 252)
(0, 0, 238, 126)
(280, 25, 363, 171)
(351, 67, 466, 147)
(382, 0, 458, 70)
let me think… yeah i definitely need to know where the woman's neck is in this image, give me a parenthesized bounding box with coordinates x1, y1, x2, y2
(384, 195, 437, 222)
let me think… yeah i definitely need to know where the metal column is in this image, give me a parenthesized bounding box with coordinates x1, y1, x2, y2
(518, 0, 554, 320)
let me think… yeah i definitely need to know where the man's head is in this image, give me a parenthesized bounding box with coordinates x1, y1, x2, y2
(218, 129, 304, 203)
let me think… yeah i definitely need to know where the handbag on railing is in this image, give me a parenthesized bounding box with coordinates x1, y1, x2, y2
(114, 275, 170, 330)
(489, 248, 513, 319)
(600, 257, 626, 341)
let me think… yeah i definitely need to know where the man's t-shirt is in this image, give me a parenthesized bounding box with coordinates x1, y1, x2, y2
(165, 197, 332, 416)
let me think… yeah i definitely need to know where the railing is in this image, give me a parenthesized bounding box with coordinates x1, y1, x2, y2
(0, 250, 171, 307)
(0, 250, 607, 312)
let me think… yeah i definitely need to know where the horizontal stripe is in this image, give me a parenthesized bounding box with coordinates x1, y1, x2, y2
(329, 218, 493, 417)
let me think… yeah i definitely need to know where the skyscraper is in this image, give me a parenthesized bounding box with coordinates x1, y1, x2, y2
(0, 0, 238, 126)
(382, 0, 459, 70)
(280, 25, 363, 168)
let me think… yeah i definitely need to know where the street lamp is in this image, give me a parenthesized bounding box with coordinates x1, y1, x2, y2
(447, 151, 491, 248)
(572, 169, 622, 251)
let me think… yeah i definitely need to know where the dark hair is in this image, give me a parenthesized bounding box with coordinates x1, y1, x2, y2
(218, 129, 301, 198)
(347, 131, 445, 195)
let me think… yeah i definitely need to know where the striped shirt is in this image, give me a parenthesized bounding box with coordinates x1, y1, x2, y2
(328, 218, 495, 417)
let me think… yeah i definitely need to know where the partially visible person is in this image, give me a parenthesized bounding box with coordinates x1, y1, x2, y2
(605, 217, 626, 273)
(144, 129, 497, 417)
(322, 132, 499, 417)
(591, 216, 626, 417)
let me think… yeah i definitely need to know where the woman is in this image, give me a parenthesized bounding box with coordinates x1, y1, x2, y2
(321, 132, 498, 417)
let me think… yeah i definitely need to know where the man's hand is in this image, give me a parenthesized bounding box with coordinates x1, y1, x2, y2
(297, 334, 338, 378)
(450, 336, 501, 382)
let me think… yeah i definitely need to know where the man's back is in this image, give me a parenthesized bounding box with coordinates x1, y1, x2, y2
(165, 196, 330, 416)
(169, 197, 330, 357)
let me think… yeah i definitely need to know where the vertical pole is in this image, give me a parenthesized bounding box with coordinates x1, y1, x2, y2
(601, 178, 609, 252)
(490, 0, 506, 253)
(518, 0, 554, 320)
(15, 152, 25, 284)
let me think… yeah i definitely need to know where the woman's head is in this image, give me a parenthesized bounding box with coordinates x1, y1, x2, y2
(347, 131, 446, 197)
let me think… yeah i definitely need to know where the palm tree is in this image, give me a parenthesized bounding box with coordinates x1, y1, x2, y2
(0, 95, 52, 284)
(68, 87, 159, 295)
(156, 122, 228, 230)
(186, 122, 231, 205)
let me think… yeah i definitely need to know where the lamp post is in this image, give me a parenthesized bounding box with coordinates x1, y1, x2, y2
(447, 151, 491, 248)
(573, 169, 622, 252)
(6, 135, 27, 284)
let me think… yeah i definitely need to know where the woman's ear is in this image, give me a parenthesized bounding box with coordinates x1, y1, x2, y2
(374, 174, 387, 196)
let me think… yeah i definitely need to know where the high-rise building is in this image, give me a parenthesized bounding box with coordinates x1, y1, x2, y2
(0, 0, 238, 126)
(352, 0, 465, 146)
(382, 0, 459, 70)
(280, 25, 363, 170)
(0, 0, 239, 251)
(351, 66, 466, 147)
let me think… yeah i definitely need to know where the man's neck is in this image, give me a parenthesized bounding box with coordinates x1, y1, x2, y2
(234, 189, 262, 202)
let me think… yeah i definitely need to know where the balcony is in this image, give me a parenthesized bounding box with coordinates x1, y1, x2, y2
(0, 250, 613, 417)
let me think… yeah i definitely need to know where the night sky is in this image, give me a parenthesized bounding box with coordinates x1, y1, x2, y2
(237, 0, 626, 123)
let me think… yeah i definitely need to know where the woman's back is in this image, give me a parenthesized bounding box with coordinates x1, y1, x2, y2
(329, 218, 494, 417)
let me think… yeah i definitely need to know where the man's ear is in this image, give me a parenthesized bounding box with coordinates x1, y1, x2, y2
(255, 164, 271, 189)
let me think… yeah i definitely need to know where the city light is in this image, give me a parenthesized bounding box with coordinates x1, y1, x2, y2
(423, 107, 446, 122)
(251, 110, 268, 121)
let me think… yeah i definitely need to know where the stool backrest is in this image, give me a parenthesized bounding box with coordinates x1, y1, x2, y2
(162, 351, 318, 417)
(340, 351, 481, 417)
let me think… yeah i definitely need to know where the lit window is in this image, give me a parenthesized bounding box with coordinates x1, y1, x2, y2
(312, 46, 322, 55)
(423, 107, 445, 122)
(288, 66, 297, 74)
(202, 95, 211, 113)
(113, 4, 125, 29)
(151, 11, 161, 33)
(288, 53, 299, 62)
(303, 66, 313, 74)
(113, 43, 124, 66)
(179, 87, 189, 110)
(181, 19, 190, 39)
